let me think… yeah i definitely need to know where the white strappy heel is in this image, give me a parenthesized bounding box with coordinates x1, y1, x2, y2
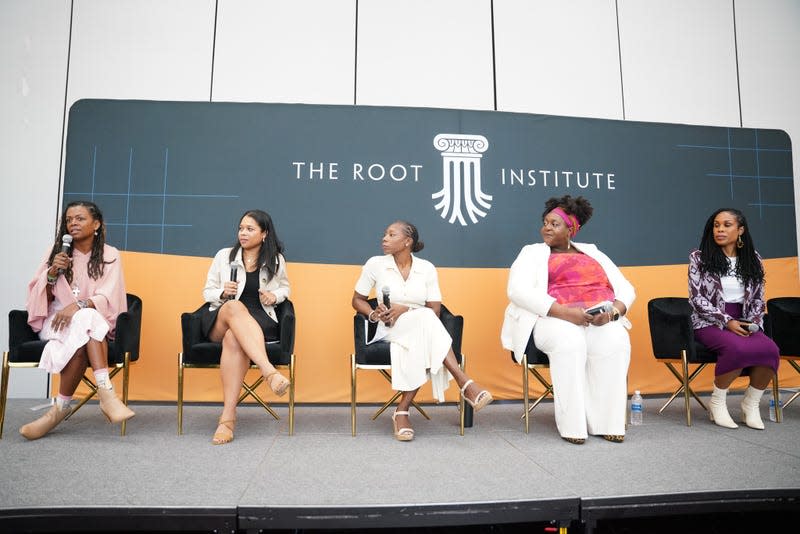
(460, 379, 493, 411)
(391, 410, 414, 441)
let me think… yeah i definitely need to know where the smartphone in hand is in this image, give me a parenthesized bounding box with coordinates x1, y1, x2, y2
(584, 301, 613, 316)
(738, 319, 759, 333)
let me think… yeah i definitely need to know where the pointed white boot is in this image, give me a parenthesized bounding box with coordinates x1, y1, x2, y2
(709, 385, 738, 429)
(741, 386, 765, 430)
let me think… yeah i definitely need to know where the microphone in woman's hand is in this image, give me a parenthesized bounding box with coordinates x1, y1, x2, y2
(58, 234, 73, 273)
(739, 320, 759, 333)
(382, 287, 391, 309)
(228, 261, 238, 300)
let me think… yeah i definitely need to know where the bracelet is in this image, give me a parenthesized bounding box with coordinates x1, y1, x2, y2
(367, 310, 379, 323)
(611, 308, 620, 321)
(76, 299, 88, 309)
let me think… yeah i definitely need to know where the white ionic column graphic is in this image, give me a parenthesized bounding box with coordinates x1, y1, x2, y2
(432, 134, 492, 226)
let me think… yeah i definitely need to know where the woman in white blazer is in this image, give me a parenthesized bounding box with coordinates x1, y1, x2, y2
(501, 196, 635, 444)
(200, 209, 291, 445)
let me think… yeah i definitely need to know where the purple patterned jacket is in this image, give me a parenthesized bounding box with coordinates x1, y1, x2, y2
(688, 249, 766, 330)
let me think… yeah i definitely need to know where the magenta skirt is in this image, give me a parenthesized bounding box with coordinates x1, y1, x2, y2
(694, 302, 779, 376)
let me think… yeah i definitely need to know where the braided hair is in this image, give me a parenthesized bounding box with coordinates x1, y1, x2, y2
(697, 208, 763, 285)
(48, 200, 113, 283)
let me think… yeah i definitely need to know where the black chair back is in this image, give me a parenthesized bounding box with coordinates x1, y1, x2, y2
(181, 299, 295, 366)
(767, 297, 800, 356)
(353, 298, 463, 365)
(108, 294, 143, 365)
(647, 297, 716, 363)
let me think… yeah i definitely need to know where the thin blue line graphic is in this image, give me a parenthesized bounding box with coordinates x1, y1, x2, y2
(726, 128, 733, 198)
(748, 202, 793, 207)
(161, 147, 169, 253)
(755, 130, 762, 218)
(91, 145, 97, 200)
(707, 173, 791, 180)
(676, 144, 789, 152)
(63, 192, 238, 198)
(107, 223, 192, 227)
(125, 147, 132, 249)
(676, 131, 792, 220)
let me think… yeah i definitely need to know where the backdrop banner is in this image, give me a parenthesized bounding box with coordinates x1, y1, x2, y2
(64, 100, 795, 267)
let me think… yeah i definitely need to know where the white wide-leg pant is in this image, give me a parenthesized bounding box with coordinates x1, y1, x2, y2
(533, 316, 631, 439)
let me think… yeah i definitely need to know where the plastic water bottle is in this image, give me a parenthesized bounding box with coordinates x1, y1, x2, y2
(769, 398, 783, 422)
(630, 390, 643, 426)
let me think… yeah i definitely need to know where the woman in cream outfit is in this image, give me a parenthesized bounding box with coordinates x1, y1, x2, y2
(352, 220, 492, 441)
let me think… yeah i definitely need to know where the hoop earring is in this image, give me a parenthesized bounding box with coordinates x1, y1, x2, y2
(737, 235, 744, 249)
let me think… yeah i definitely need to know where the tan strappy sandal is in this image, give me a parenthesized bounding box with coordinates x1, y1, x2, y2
(212, 419, 235, 445)
(392, 410, 414, 441)
(460, 379, 493, 411)
(265, 371, 290, 397)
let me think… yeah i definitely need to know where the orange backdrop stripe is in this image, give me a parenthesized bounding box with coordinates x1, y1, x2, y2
(69, 253, 800, 403)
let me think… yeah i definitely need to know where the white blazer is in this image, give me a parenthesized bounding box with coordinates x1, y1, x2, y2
(500, 242, 635, 362)
(203, 247, 290, 323)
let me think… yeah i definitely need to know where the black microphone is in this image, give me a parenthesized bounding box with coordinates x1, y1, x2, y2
(227, 262, 238, 300)
(381, 287, 391, 309)
(57, 234, 73, 273)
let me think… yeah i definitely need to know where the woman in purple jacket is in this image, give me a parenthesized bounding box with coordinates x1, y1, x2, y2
(688, 208, 779, 430)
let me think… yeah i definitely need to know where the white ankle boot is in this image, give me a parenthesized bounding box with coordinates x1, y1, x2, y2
(741, 386, 765, 430)
(709, 385, 738, 429)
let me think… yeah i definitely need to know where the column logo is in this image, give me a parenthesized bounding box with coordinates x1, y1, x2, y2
(432, 134, 492, 226)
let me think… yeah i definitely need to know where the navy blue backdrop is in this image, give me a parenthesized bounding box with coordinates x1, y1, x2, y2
(63, 100, 796, 268)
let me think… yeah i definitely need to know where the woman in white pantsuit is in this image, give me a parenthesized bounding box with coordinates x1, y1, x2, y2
(352, 220, 493, 441)
(501, 196, 635, 444)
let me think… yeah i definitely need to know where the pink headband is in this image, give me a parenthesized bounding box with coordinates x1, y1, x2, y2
(550, 207, 581, 237)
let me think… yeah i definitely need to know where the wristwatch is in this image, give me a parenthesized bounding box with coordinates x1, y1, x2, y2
(76, 299, 89, 309)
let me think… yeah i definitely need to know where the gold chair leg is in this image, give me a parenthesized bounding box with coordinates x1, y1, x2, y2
(372, 390, 402, 420)
(522, 367, 552, 416)
(658, 361, 708, 418)
(177, 353, 184, 435)
(459, 353, 465, 436)
(522, 354, 530, 434)
(373, 369, 430, 420)
(66, 376, 98, 419)
(351, 354, 357, 436)
(681, 350, 692, 426)
(239, 382, 280, 419)
(120, 352, 130, 436)
(288, 354, 295, 436)
(784, 360, 800, 409)
(772, 371, 782, 423)
(0, 351, 10, 439)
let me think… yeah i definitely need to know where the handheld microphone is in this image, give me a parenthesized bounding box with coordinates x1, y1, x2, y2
(60, 234, 73, 254)
(57, 234, 73, 273)
(228, 262, 238, 300)
(742, 321, 759, 333)
(381, 287, 391, 309)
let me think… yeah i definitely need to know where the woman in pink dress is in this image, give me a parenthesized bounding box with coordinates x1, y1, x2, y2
(20, 200, 133, 440)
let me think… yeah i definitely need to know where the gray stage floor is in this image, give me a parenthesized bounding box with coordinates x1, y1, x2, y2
(1, 393, 798, 533)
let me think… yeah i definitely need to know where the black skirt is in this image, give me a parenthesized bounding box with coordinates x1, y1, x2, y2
(199, 301, 279, 342)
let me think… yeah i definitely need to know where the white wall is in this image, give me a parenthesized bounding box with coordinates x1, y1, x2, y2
(1, 0, 798, 398)
(1, 0, 72, 396)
